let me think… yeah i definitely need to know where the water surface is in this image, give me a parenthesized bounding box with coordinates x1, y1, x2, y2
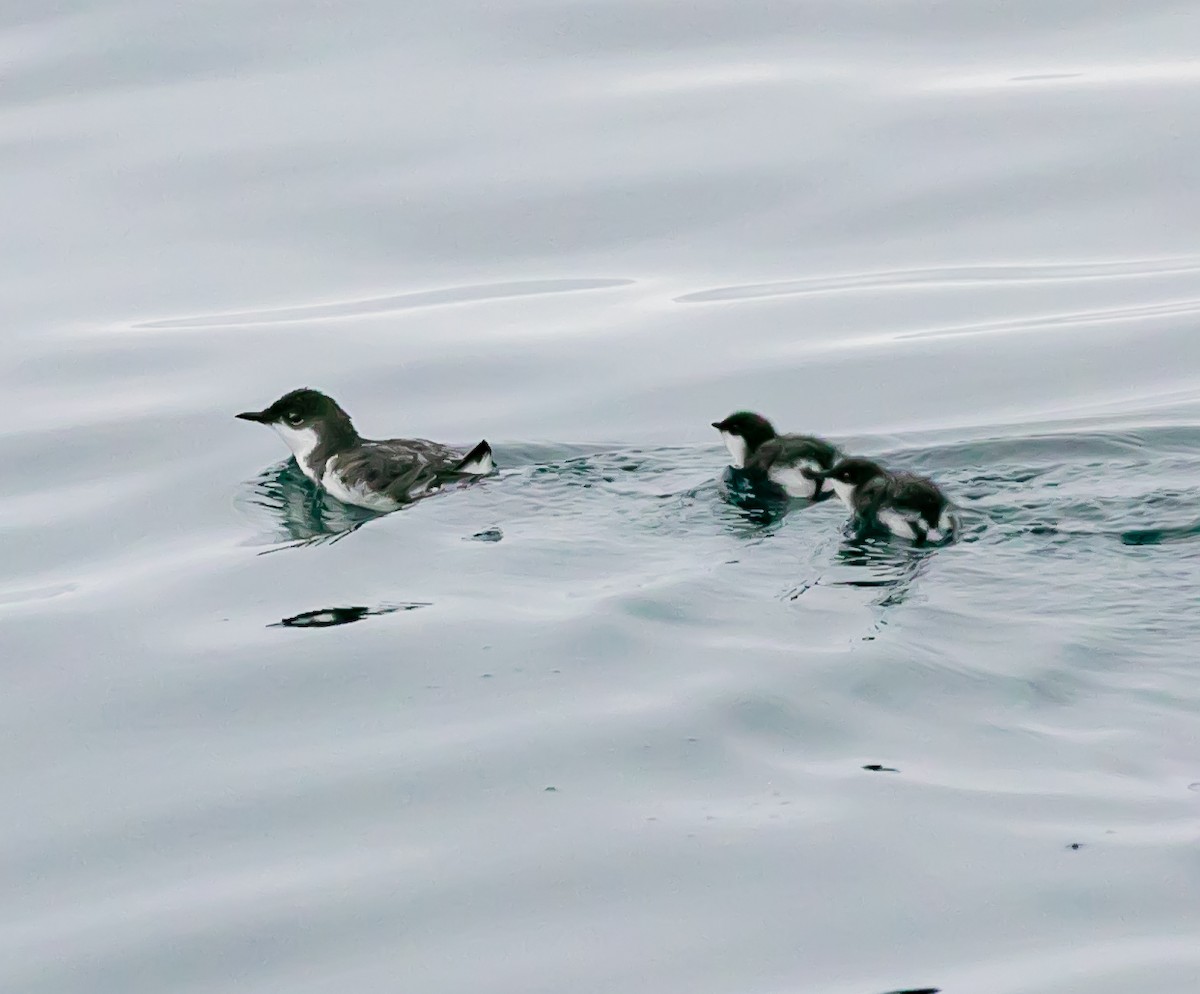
(2, 2, 1199, 993)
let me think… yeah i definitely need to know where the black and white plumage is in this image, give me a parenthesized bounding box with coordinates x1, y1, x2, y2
(816, 456, 955, 544)
(237, 388, 494, 512)
(711, 411, 840, 499)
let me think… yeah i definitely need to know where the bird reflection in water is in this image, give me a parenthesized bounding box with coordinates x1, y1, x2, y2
(245, 460, 381, 549)
(783, 534, 935, 641)
(830, 535, 933, 608)
(718, 465, 798, 529)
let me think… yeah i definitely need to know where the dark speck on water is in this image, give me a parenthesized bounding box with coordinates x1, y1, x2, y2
(879, 989, 941, 994)
(1120, 520, 1200, 546)
(4, 1, 1200, 992)
(276, 606, 375, 628)
(274, 602, 429, 628)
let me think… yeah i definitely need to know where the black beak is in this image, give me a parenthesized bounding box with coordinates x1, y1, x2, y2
(711, 421, 723, 430)
(236, 410, 271, 424)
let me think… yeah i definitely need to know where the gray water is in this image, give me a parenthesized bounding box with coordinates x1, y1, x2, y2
(3, 2, 1200, 992)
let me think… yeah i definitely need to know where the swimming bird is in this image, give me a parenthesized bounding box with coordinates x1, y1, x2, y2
(816, 456, 955, 544)
(711, 411, 840, 498)
(237, 388, 494, 511)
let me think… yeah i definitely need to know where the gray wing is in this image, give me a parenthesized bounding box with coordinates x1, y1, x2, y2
(852, 474, 891, 518)
(886, 473, 947, 525)
(338, 438, 467, 502)
(747, 434, 840, 474)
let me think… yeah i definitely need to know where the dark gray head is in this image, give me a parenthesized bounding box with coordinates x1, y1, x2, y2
(237, 388, 359, 460)
(822, 457, 888, 488)
(711, 411, 777, 467)
(815, 456, 887, 505)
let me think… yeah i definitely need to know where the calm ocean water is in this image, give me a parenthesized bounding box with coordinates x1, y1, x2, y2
(3, 2, 1199, 992)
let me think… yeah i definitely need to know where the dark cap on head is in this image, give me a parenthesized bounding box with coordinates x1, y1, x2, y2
(711, 411, 777, 452)
(823, 456, 888, 486)
(236, 388, 357, 440)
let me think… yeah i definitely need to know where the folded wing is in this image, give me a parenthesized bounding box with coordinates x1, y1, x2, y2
(331, 438, 488, 504)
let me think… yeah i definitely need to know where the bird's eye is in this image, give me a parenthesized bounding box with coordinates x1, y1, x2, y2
(285, 412, 304, 427)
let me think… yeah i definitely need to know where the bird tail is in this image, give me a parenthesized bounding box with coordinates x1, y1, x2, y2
(923, 508, 959, 545)
(454, 440, 494, 475)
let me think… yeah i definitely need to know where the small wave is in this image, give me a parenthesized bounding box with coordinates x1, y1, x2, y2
(927, 61, 1200, 93)
(133, 278, 634, 330)
(674, 258, 1200, 305)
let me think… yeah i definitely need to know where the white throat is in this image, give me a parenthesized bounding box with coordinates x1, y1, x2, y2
(721, 431, 749, 469)
(271, 423, 321, 480)
(828, 479, 857, 509)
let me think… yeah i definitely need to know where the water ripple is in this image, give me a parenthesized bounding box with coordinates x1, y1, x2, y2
(674, 258, 1200, 305)
(133, 278, 635, 330)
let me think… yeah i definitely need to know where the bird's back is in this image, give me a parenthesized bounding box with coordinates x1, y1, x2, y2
(335, 437, 467, 501)
(748, 433, 839, 473)
(885, 472, 947, 523)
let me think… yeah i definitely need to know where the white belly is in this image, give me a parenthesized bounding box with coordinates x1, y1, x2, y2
(321, 462, 402, 512)
(767, 461, 819, 498)
(876, 508, 919, 540)
(828, 479, 857, 509)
